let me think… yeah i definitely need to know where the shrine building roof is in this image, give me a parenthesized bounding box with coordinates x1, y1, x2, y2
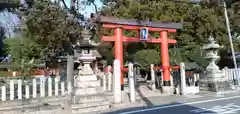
(95, 16, 183, 29)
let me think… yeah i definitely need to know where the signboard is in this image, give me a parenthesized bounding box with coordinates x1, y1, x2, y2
(140, 28, 148, 40)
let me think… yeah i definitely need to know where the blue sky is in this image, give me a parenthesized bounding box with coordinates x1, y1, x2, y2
(64, 0, 103, 17)
(0, 11, 20, 37)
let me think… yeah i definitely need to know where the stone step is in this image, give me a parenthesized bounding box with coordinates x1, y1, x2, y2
(72, 100, 110, 109)
(73, 94, 110, 104)
(72, 94, 111, 114)
(72, 105, 110, 114)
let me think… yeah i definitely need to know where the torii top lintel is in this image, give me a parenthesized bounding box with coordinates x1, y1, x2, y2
(96, 16, 183, 43)
(96, 16, 183, 32)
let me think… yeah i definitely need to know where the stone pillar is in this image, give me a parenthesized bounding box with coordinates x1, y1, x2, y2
(113, 59, 121, 104)
(67, 55, 74, 83)
(107, 66, 112, 91)
(133, 67, 138, 87)
(103, 72, 107, 92)
(128, 62, 135, 102)
(150, 64, 156, 91)
(180, 63, 186, 95)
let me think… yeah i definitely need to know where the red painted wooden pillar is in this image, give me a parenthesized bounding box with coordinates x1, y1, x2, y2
(114, 27, 124, 90)
(160, 31, 171, 86)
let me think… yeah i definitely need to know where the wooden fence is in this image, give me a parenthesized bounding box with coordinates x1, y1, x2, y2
(223, 67, 240, 84)
(0, 77, 71, 101)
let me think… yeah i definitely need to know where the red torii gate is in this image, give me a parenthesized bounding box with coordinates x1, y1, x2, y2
(96, 16, 182, 90)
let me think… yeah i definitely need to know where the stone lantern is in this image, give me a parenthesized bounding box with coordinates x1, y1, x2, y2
(73, 29, 102, 98)
(76, 40, 97, 76)
(199, 36, 233, 92)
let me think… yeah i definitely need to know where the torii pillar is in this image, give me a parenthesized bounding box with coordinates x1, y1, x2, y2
(160, 31, 171, 86)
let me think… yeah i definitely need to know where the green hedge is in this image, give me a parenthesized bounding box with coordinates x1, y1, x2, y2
(0, 71, 15, 77)
(0, 64, 45, 70)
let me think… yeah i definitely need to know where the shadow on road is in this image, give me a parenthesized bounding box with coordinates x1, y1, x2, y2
(124, 81, 154, 106)
(135, 88, 153, 106)
(103, 102, 215, 114)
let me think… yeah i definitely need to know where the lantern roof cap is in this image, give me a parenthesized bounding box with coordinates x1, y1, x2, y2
(76, 40, 97, 48)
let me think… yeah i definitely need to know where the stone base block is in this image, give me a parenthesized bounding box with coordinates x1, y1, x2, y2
(199, 79, 233, 92)
(185, 86, 200, 94)
(76, 80, 101, 88)
(74, 87, 103, 95)
(162, 86, 174, 95)
(72, 104, 110, 114)
(73, 94, 108, 104)
(77, 75, 98, 81)
(72, 94, 111, 114)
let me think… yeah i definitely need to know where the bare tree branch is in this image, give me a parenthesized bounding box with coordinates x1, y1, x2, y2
(92, 2, 98, 13)
(61, 0, 69, 10)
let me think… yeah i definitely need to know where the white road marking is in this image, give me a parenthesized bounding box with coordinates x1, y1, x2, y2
(184, 95, 203, 98)
(119, 95, 240, 114)
(190, 103, 240, 114)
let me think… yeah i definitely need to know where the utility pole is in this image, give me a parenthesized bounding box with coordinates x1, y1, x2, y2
(223, 0, 238, 69)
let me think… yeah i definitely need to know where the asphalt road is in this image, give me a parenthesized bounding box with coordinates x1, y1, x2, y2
(105, 95, 240, 114)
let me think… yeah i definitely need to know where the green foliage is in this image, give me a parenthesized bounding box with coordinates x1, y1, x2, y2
(231, 1, 240, 37)
(169, 46, 183, 65)
(133, 49, 160, 70)
(100, 0, 240, 66)
(4, 37, 43, 63)
(190, 46, 208, 67)
(25, 0, 82, 56)
(97, 45, 114, 65)
(6, 0, 240, 70)
(3, 36, 42, 79)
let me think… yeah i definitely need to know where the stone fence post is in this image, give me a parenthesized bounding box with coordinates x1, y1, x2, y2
(107, 65, 112, 91)
(113, 59, 121, 104)
(128, 62, 135, 102)
(103, 72, 107, 92)
(150, 64, 156, 91)
(180, 62, 186, 95)
(67, 55, 74, 83)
